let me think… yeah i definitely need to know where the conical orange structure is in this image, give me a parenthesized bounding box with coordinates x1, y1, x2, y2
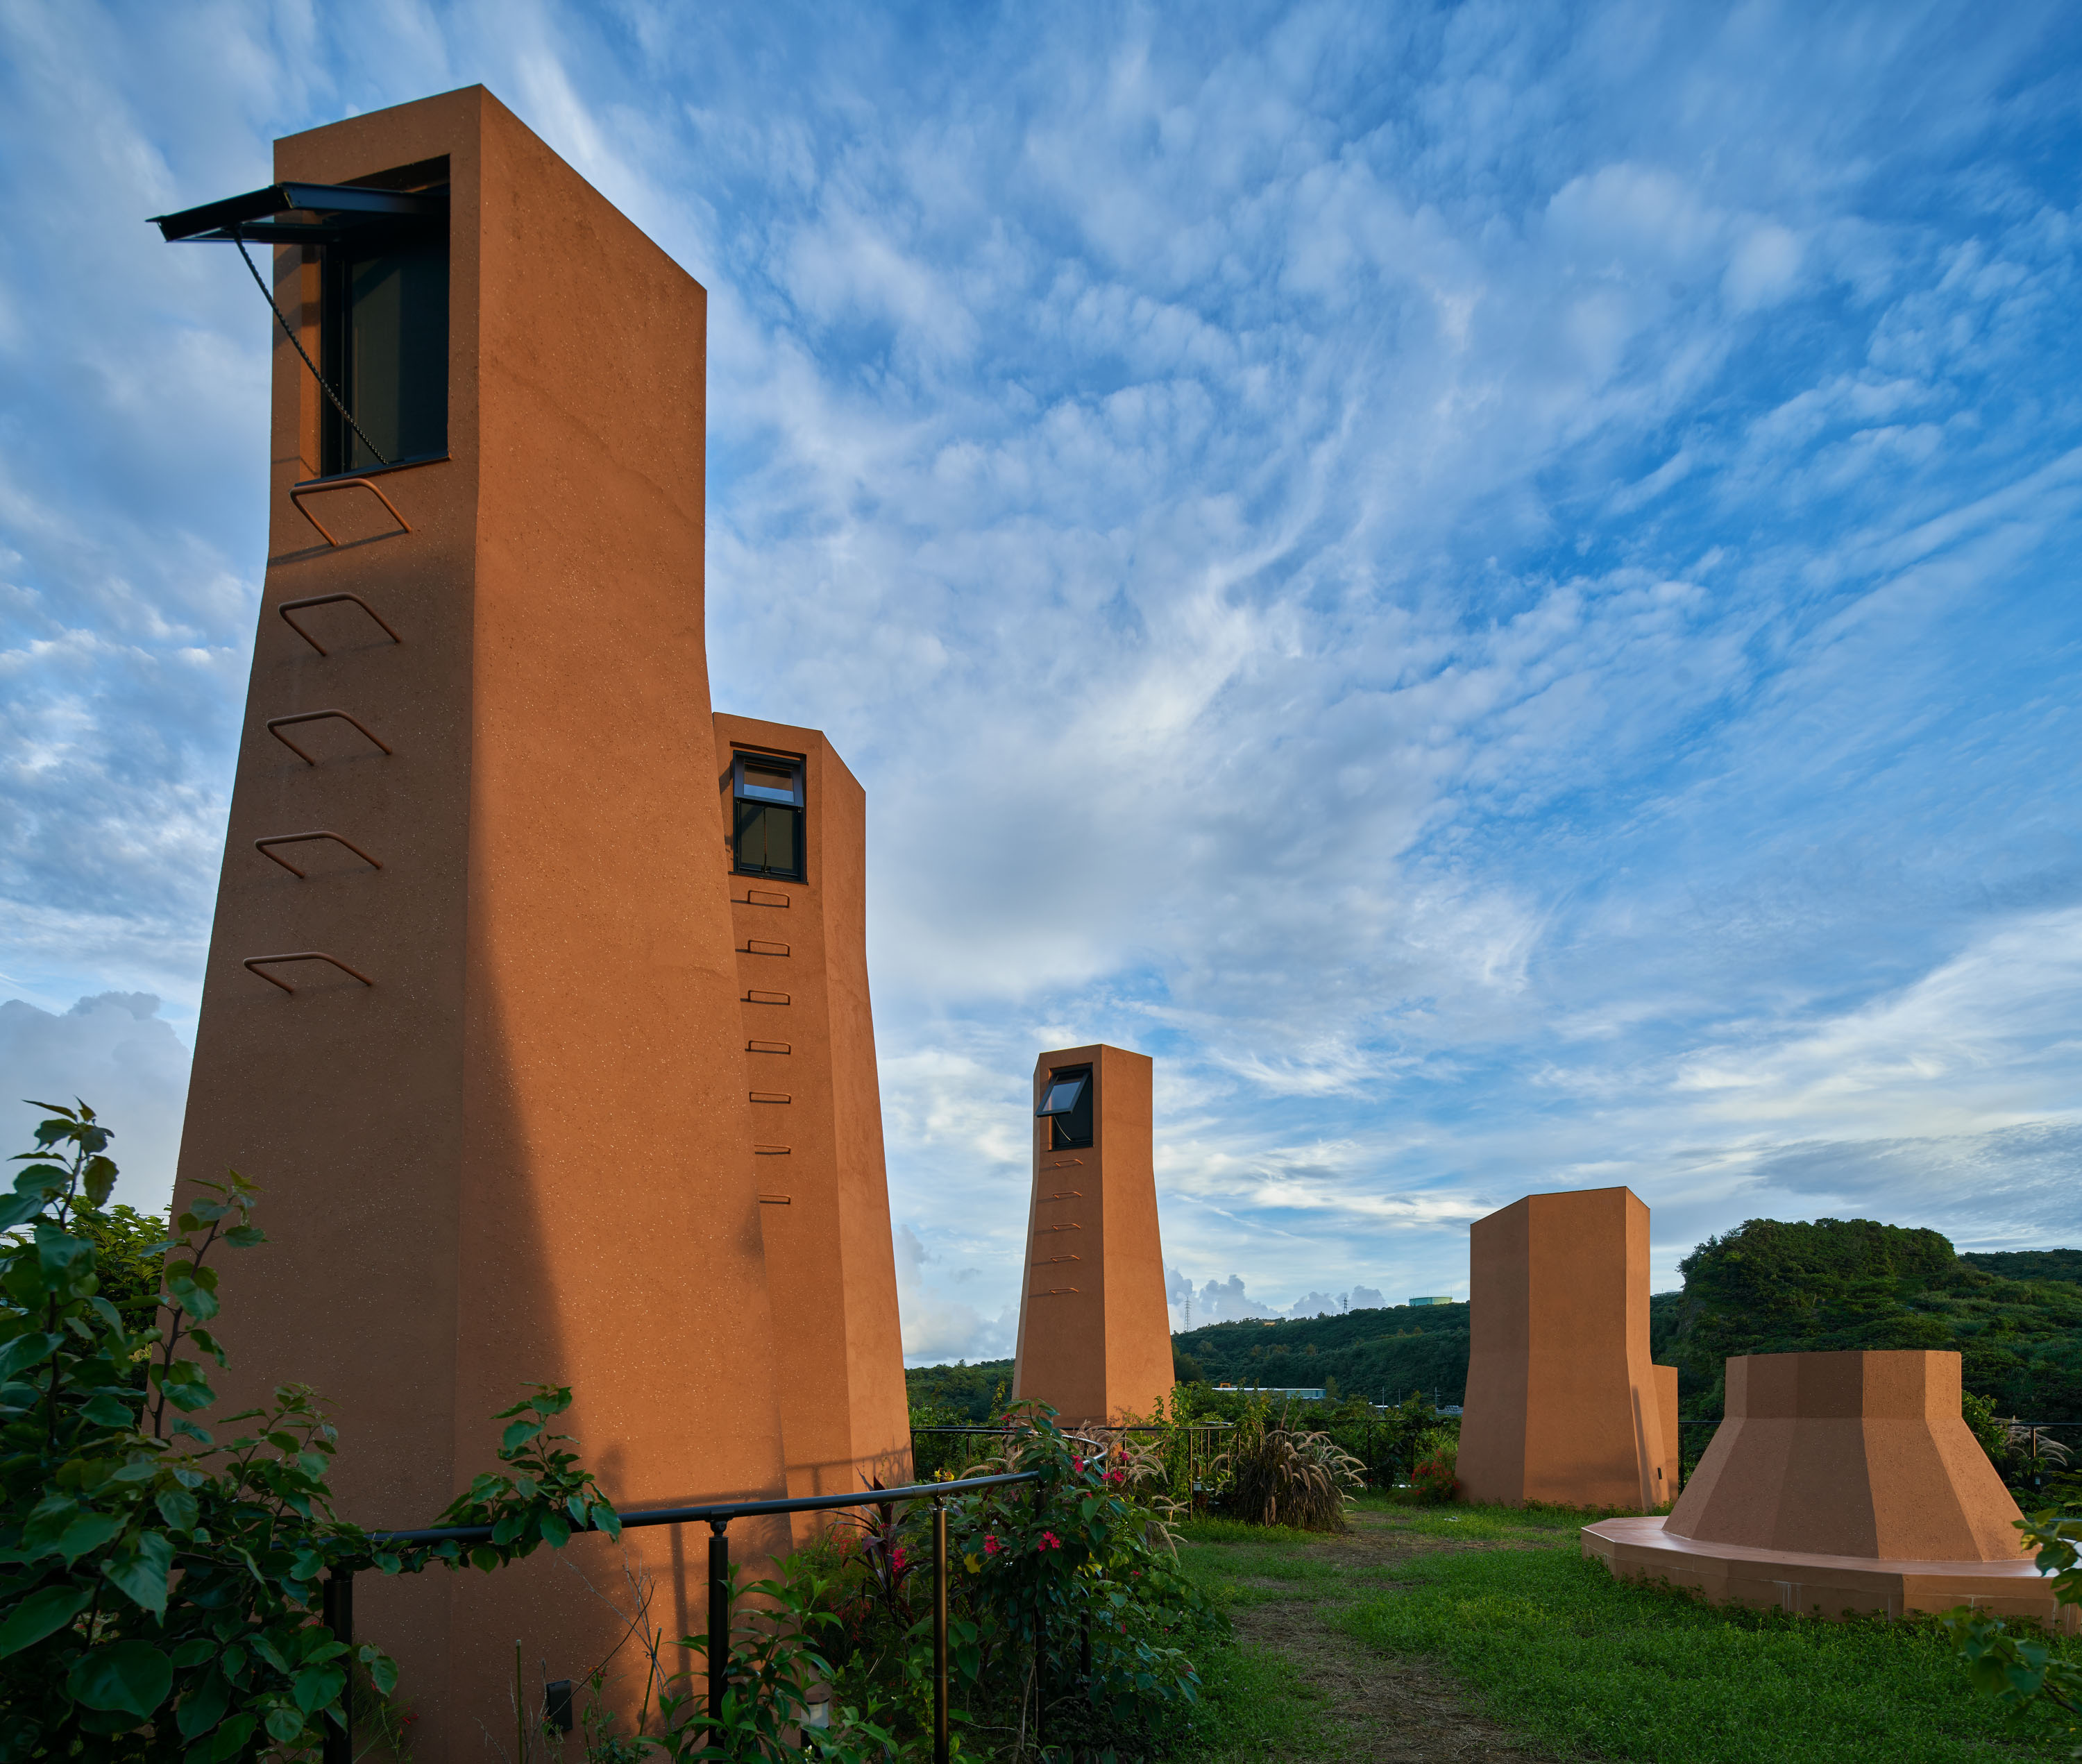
(1584, 1350, 2068, 1625)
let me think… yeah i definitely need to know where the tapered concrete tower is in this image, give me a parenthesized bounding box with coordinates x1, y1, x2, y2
(713, 714, 911, 1507)
(163, 89, 788, 1756)
(1012, 1044, 1173, 1425)
(1457, 1187, 1679, 1509)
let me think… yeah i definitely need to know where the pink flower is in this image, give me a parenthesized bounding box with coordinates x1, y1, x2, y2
(983, 1534, 1001, 1557)
(1038, 1531, 1063, 1552)
(892, 1545, 907, 1571)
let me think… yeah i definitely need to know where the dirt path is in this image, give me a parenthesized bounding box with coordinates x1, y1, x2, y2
(1224, 1512, 1552, 1762)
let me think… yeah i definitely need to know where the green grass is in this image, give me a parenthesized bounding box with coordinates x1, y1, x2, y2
(1174, 1514, 1323, 1546)
(1171, 1632, 1335, 1761)
(1342, 1541, 2082, 1763)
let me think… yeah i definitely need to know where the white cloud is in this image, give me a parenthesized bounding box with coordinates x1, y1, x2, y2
(5, 1, 2081, 1361)
(0, 994, 192, 1213)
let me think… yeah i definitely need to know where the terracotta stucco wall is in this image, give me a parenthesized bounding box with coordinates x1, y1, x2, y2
(171, 87, 788, 1756)
(1012, 1044, 1174, 1426)
(1457, 1187, 1677, 1509)
(714, 714, 911, 1513)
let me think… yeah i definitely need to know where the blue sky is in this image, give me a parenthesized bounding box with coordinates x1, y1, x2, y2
(2, 1, 2079, 1362)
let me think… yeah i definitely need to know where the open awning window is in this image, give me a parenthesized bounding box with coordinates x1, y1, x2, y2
(150, 182, 445, 245)
(1035, 1075, 1088, 1118)
(151, 179, 450, 477)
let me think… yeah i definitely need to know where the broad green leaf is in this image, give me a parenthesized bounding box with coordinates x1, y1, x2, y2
(67, 1638, 174, 1719)
(157, 1489, 200, 1534)
(82, 1391, 135, 1427)
(292, 1662, 346, 1713)
(223, 1226, 265, 1248)
(12, 1162, 67, 1196)
(537, 1511, 570, 1548)
(53, 1511, 121, 1563)
(500, 1418, 545, 1454)
(264, 1703, 305, 1744)
(206, 1711, 257, 1761)
(170, 1636, 216, 1668)
(36, 1228, 94, 1279)
(83, 1156, 117, 1208)
(175, 1668, 230, 1737)
(0, 1581, 92, 1657)
(0, 1194, 43, 1230)
(103, 1531, 174, 1616)
(0, 1332, 62, 1380)
(364, 1649, 398, 1695)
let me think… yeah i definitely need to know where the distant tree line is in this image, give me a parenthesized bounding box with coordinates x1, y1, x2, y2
(904, 1223, 2082, 1429)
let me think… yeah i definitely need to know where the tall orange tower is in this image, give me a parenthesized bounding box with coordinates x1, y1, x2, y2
(1012, 1044, 1174, 1426)
(162, 89, 788, 1755)
(1456, 1187, 1679, 1509)
(713, 714, 911, 1506)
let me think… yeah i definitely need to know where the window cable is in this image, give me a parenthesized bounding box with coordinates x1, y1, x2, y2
(232, 226, 390, 469)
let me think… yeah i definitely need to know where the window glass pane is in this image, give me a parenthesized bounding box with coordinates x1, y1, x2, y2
(345, 243, 448, 470)
(738, 758, 800, 804)
(1036, 1077, 1085, 1117)
(762, 804, 797, 874)
(734, 801, 802, 881)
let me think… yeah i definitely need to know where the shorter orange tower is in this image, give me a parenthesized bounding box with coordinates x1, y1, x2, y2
(715, 715, 911, 1504)
(1012, 1044, 1173, 1426)
(1457, 1187, 1679, 1509)
(1583, 1351, 2063, 1624)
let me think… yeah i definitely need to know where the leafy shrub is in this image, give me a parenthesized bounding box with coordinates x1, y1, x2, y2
(1212, 1399, 1364, 1531)
(1410, 1427, 1459, 1503)
(0, 1100, 618, 1761)
(791, 1405, 1224, 1756)
(1947, 1509, 2082, 1738)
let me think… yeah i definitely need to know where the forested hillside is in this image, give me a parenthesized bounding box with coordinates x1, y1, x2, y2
(906, 1221, 2082, 1425)
(1170, 1301, 1474, 1404)
(1661, 1218, 2082, 1419)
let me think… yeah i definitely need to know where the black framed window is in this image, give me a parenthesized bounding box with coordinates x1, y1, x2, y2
(1035, 1066, 1092, 1151)
(321, 215, 448, 474)
(733, 752, 805, 881)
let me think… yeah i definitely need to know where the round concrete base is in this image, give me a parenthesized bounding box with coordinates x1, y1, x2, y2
(1582, 1515, 2076, 1629)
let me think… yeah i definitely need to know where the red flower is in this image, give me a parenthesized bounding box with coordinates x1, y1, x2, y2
(983, 1534, 1001, 1556)
(1038, 1530, 1063, 1551)
(892, 1545, 907, 1571)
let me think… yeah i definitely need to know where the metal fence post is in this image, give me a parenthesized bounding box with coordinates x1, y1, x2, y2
(707, 1520, 730, 1725)
(933, 1498, 949, 1764)
(322, 1570, 354, 1764)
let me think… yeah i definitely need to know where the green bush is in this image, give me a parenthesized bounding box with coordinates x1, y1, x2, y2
(799, 1405, 1225, 1756)
(1947, 1510, 2082, 1742)
(1409, 1427, 1459, 1504)
(0, 1100, 619, 1761)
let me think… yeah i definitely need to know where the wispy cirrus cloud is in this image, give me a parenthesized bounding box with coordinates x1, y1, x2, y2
(1, 1, 2079, 1357)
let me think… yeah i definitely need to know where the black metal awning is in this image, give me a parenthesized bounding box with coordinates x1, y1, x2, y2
(149, 181, 445, 245)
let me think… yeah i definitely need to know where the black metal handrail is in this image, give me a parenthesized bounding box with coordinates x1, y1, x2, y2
(324, 1468, 1040, 1764)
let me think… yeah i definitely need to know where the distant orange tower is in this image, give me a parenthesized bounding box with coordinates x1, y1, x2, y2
(163, 89, 790, 1756)
(1012, 1044, 1174, 1426)
(713, 714, 911, 1506)
(1457, 1187, 1679, 1509)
